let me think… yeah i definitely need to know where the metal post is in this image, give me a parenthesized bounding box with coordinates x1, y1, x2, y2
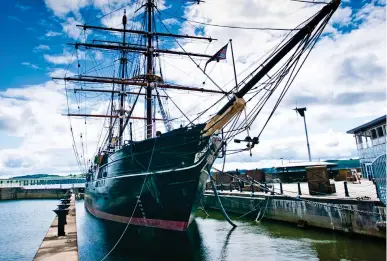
(298, 181, 302, 195)
(280, 182, 283, 195)
(344, 181, 349, 197)
(303, 114, 312, 162)
(294, 107, 312, 162)
(264, 182, 268, 194)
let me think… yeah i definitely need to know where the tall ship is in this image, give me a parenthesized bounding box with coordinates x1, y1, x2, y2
(55, 0, 341, 231)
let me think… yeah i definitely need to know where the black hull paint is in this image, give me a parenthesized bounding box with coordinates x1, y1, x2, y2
(85, 125, 221, 231)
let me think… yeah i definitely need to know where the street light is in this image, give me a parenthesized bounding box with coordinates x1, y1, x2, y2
(293, 107, 312, 162)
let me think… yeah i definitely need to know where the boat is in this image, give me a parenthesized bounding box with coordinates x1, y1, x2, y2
(55, 0, 341, 231)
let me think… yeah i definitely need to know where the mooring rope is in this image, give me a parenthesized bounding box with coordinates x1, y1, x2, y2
(255, 195, 270, 222)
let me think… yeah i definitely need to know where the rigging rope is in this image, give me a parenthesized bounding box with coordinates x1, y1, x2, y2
(155, 7, 230, 97)
(99, 136, 158, 261)
(156, 0, 301, 31)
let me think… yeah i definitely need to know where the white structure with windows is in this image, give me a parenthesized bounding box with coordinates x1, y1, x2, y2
(347, 115, 386, 179)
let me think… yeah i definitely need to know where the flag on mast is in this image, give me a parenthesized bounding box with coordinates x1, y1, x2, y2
(204, 43, 228, 72)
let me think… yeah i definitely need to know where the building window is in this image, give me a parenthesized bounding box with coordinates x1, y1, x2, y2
(371, 129, 377, 139)
(377, 126, 384, 137)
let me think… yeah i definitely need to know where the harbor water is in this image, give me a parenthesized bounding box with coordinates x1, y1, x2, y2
(0, 199, 385, 261)
(0, 200, 58, 261)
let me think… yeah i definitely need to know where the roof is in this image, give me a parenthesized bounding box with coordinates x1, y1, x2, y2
(325, 159, 360, 169)
(274, 161, 337, 169)
(347, 115, 386, 134)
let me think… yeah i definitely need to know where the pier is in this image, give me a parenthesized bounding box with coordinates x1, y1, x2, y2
(203, 180, 386, 238)
(33, 193, 78, 261)
(0, 187, 84, 200)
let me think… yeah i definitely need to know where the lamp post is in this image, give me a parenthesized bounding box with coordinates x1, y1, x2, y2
(294, 107, 312, 162)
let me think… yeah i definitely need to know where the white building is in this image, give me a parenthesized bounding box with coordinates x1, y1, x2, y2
(347, 115, 386, 178)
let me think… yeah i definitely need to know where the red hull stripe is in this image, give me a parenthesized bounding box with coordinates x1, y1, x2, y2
(86, 203, 188, 231)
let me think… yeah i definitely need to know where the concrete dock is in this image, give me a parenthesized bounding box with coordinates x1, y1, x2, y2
(0, 187, 84, 200)
(203, 180, 386, 238)
(33, 194, 78, 261)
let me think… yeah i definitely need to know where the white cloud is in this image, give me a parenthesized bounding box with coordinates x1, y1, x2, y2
(44, 53, 76, 65)
(44, 0, 89, 18)
(45, 31, 62, 37)
(62, 17, 88, 40)
(15, 3, 31, 11)
(1, 1, 386, 177)
(44, 49, 86, 65)
(0, 80, 105, 176)
(162, 18, 179, 25)
(47, 68, 75, 78)
(33, 44, 50, 52)
(21, 62, 41, 70)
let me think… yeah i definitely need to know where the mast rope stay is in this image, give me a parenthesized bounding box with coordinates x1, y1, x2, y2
(154, 7, 230, 98)
(219, 3, 336, 152)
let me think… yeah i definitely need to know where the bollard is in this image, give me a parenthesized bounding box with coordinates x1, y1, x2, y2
(264, 182, 268, 194)
(250, 184, 254, 195)
(368, 175, 372, 181)
(344, 181, 349, 197)
(220, 183, 224, 191)
(297, 181, 302, 195)
(239, 181, 243, 193)
(280, 182, 283, 195)
(61, 199, 70, 204)
(229, 183, 232, 192)
(58, 203, 70, 210)
(57, 204, 70, 224)
(53, 209, 69, 236)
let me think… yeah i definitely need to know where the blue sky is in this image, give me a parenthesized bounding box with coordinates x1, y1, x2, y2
(0, 0, 382, 90)
(0, 0, 186, 89)
(0, 0, 385, 177)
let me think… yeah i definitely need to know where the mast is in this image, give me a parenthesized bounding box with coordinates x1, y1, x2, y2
(119, 10, 128, 147)
(108, 72, 115, 149)
(146, 0, 153, 138)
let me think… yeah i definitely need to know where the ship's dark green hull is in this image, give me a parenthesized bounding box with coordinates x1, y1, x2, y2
(85, 124, 221, 231)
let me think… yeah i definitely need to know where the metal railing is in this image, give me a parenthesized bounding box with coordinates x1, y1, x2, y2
(372, 154, 386, 206)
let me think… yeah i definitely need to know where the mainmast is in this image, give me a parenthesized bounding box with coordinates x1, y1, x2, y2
(146, 0, 154, 138)
(119, 10, 128, 146)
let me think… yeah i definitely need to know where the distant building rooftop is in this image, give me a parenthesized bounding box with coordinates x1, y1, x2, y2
(275, 161, 337, 169)
(347, 115, 386, 134)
